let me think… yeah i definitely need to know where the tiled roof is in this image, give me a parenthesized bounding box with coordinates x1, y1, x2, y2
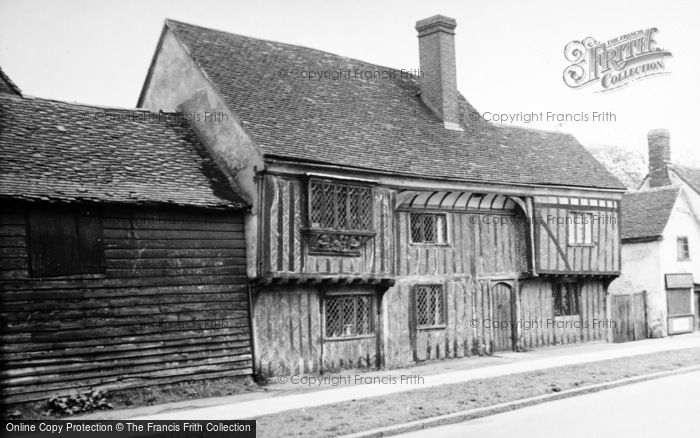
(0, 94, 246, 209)
(162, 20, 625, 190)
(673, 165, 700, 195)
(0, 67, 22, 96)
(621, 186, 679, 241)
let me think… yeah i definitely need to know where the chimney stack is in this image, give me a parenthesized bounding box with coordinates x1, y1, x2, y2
(647, 129, 671, 187)
(416, 15, 462, 131)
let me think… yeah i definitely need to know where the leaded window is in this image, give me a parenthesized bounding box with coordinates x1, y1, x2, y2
(415, 284, 445, 328)
(553, 282, 579, 316)
(309, 179, 372, 232)
(410, 213, 447, 244)
(325, 295, 374, 338)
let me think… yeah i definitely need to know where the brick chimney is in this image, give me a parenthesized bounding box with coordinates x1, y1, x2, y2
(647, 129, 671, 187)
(416, 15, 462, 131)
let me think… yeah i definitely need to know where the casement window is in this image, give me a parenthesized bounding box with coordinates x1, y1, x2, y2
(325, 294, 374, 338)
(677, 236, 690, 261)
(308, 179, 373, 232)
(410, 213, 447, 244)
(568, 211, 593, 245)
(27, 205, 104, 277)
(553, 282, 579, 317)
(415, 284, 445, 328)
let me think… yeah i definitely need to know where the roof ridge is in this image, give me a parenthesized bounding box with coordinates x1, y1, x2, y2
(626, 184, 681, 195)
(671, 163, 700, 171)
(164, 18, 417, 78)
(0, 93, 183, 115)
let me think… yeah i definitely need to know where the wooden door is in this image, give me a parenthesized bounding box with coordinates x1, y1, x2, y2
(491, 283, 514, 351)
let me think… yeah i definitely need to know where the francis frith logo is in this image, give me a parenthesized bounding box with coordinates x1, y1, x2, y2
(563, 28, 672, 92)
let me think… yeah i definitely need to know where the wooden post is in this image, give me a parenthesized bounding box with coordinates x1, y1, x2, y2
(513, 278, 522, 351)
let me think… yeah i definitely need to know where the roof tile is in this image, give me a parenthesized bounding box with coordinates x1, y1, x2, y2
(0, 95, 246, 209)
(165, 19, 625, 190)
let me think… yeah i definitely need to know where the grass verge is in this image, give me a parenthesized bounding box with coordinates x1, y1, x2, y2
(256, 347, 700, 438)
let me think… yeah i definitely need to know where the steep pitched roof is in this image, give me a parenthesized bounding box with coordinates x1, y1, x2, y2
(0, 94, 246, 209)
(673, 165, 700, 195)
(621, 186, 680, 241)
(159, 20, 625, 191)
(0, 67, 22, 96)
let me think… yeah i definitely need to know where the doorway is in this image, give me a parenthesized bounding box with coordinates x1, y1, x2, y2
(491, 282, 515, 351)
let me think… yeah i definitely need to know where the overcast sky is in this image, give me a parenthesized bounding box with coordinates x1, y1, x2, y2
(1, 0, 698, 165)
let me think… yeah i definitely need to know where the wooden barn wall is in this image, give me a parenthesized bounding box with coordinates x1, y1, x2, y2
(395, 211, 528, 277)
(253, 285, 379, 377)
(261, 175, 394, 276)
(533, 199, 620, 274)
(0, 202, 251, 404)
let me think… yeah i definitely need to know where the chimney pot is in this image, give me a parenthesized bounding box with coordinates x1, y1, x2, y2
(416, 15, 462, 131)
(647, 128, 671, 187)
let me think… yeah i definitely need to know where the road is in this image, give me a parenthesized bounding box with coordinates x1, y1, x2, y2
(398, 370, 700, 438)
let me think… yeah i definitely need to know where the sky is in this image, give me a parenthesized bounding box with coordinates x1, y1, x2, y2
(1, 0, 699, 165)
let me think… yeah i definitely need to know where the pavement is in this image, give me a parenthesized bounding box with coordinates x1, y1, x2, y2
(76, 332, 700, 421)
(395, 369, 700, 438)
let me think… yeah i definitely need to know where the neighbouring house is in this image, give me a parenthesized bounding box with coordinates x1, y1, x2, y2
(611, 129, 700, 337)
(138, 15, 625, 377)
(0, 77, 252, 404)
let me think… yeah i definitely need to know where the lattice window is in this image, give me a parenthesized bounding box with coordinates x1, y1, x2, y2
(410, 213, 447, 244)
(415, 285, 445, 328)
(309, 179, 373, 231)
(325, 295, 374, 338)
(553, 282, 579, 316)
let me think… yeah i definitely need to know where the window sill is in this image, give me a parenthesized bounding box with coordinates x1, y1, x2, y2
(417, 325, 447, 331)
(409, 242, 450, 247)
(324, 334, 376, 342)
(567, 243, 596, 248)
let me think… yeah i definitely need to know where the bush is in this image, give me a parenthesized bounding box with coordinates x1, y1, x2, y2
(43, 390, 113, 416)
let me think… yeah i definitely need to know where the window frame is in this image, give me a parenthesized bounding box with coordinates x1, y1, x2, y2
(567, 211, 595, 247)
(26, 205, 105, 278)
(677, 236, 690, 261)
(409, 212, 449, 246)
(553, 281, 580, 317)
(414, 284, 447, 330)
(323, 292, 376, 340)
(307, 178, 374, 233)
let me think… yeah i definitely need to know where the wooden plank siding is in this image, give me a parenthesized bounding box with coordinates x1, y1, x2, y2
(395, 211, 528, 277)
(253, 285, 378, 376)
(519, 279, 608, 349)
(261, 175, 394, 276)
(0, 202, 252, 403)
(533, 197, 620, 274)
(253, 181, 618, 374)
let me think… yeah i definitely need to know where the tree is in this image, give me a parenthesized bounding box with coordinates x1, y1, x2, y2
(588, 144, 647, 190)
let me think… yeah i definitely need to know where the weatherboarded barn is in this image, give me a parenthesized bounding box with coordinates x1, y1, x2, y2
(138, 16, 625, 377)
(0, 92, 252, 403)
